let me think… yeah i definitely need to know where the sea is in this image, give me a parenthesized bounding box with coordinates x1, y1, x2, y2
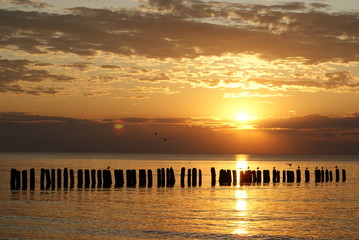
(0, 153, 358, 240)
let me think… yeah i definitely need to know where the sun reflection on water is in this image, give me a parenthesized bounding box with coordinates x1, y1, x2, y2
(235, 154, 249, 170)
(233, 189, 249, 235)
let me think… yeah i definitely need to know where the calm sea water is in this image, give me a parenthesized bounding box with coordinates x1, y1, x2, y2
(0, 153, 358, 239)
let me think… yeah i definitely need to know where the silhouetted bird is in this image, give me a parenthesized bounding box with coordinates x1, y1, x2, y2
(315, 166, 318, 169)
(257, 167, 259, 170)
(335, 166, 338, 169)
(162, 137, 173, 141)
(298, 166, 300, 169)
(107, 166, 110, 169)
(287, 163, 292, 167)
(155, 132, 158, 136)
(306, 167, 308, 170)
(247, 166, 250, 169)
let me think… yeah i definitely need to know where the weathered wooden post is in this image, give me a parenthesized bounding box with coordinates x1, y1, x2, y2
(63, 168, 69, 189)
(251, 170, 257, 183)
(169, 167, 175, 187)
(84, 169, 90, 188)
(226, 170, 232, 185)
(40, 168, 45, 190)
(245, 170, 252, 184)
(148, 169, 152, 187)
(77, 169, 83, 188)
(132, 169, 136, 187)
(166, 168, 170, 187)
(161, 168, 165, 187)
(263, 170, 270, 183)
(30, 168, 35, 190)
(192, 168, 197, 186)
(51, 169, 56, 189)
(97, 169, 102, 188)
(90, 169, 96, 188)
(180, 167, 185, 187)
(199, 169, 202, 186)
(272, 169, 277, 183)
(305, 169, 310, 183)
(287, 171, 294, 183)
(211, 167, 216, 186)
(103, 169, 112, 188)
(45, 169, 51, 189)
(276, 171, 280, 183)
(10, 168, 17, 190)
(314, 169, 321, 183)
(283, 170, 286, 183)
(321, 168, 324, 182)
(14, 170, 21, 190)
(256, 170, 261, 184)
(325, 169, 329, 182)
(157, 168, 161, 187)
(335, 168, 340, 182)
(239, 171, 245, 185)
(139, 169, 146, 187)
(187, 168, 191, 187)
(342, 169, 346, 182)
(70, 169, 74, 188)
(296, 169, 301, 183)
(232, 170, 237, 186)
(219, 169, 225, 186)
(22, 170, 27, 190)
(57, 169, 61, 188)
(329, 170, 333, 181)
(115, 169, 124, 188)
(126, 169, 132, 187)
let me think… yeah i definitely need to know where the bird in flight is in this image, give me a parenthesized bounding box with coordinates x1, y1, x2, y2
(287, 163, 292, 167)
(155, 132, 173, 141)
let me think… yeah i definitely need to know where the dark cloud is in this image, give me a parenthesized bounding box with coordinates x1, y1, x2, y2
(0, 58, 74, 95)
(1, 112, 359, 154)
(0, 1, 358, 63)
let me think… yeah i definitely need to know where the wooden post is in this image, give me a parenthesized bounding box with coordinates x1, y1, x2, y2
(283, 170, 286, 183)
(329, 170, 333, 181)
(10, 168, 17, 190)
(276, 171, 280, 183)
(251, 170, 257, 184)
(51, 169, 56, 189)
(15, 170, 21, 190)
(103, 169, 112, 188)
(256, 170, 261, 184)
(169, 167, 175, 187)
(211, 167, 216, 186)
(139, 169, 146, 187)
(315, 169, 321, 183)
(84, 169, 90, 188)
(40, 168, 45, 190)
(22, 170, 27, 190)
(180, 167, 185, 187)
(157, 169, 161, 187)
(57, 169, 62, 188)
(97, 169, 102, 188)
(263, 170, 270, 183)
(272, 169, 277, 183)
(305, 169, 310, 183)
(70, 169, 74, 188)
(63, 168, 69, 189)
(296, 169, 301, 183)
(30, 168, 35, 190)
(192, 168, 197, 186)
(342, 169, 346, 182)
(335, 169, 340, 182)
(321, 169, 324, 182)
(161, 168, 165, 187)
(239, 171, 245, 185)
(126, 169, 132, 187)
(148, 169, 152, 187)
(131, 169, 136, 187)
(77, 169, 83, 188)
(199, 169, 202, 186)
(226, 170, 232, 185)
(232, 170, 237, 186)
(91, 169, 96, 188)
(325, 169, 329, 182)
(245, 170, 252, 184)
(45, 169, 51, 189)
(219, 169, 225, 186)
(187, 168, 191, 187)
(287, 171, 294, 183)
(166, 168, 170, 187)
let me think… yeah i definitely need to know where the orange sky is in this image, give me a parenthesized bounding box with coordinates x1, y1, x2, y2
(1, 0, 359, 154)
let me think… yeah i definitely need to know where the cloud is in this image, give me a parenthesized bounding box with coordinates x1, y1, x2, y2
(0, 1, 358, 63)
(2, 0, 52, 8)
(0, 58, 74, 95)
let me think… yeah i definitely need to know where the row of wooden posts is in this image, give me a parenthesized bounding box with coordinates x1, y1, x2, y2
(10, 167, 346, 190)
(216, 168, 347, 186)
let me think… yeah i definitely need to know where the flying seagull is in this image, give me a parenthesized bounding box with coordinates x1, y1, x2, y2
(287, 163, 292, 167)
(162, 137, 173, 141)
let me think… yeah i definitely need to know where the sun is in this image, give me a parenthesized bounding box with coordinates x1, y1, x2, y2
(235, 113, 251, 122)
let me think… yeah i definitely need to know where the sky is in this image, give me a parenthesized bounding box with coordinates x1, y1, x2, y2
(1, 0, 359, 154)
